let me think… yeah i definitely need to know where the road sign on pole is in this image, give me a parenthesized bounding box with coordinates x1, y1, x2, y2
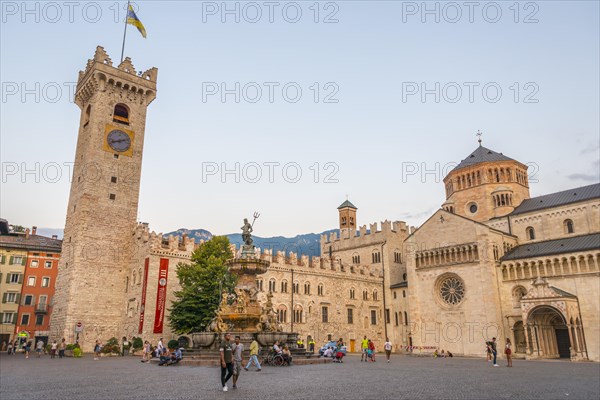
(75, 322, 83, 333)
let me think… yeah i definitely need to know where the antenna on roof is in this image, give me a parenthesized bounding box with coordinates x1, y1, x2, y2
(476, 130, 483, 146)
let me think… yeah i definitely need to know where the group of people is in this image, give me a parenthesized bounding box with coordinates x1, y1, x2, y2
(433, 349, 454, 358)
(4, 338, 67, 359)
(219, 333, 260, 392)
(273, 340, 293, 365)
(360, 336, 378, 362)
(486, 337, 513, 367)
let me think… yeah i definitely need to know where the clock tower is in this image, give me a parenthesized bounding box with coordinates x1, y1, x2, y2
(50, 46, 157, 348)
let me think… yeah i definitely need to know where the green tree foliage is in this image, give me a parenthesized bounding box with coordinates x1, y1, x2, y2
(168, 236, 236, 334)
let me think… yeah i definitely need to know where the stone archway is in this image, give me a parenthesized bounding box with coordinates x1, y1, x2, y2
(526, 305, 570, 359)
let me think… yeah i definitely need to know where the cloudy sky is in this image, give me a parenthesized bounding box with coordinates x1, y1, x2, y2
(1, 0, 599, 237)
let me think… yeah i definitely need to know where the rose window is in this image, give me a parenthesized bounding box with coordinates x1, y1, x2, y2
(439, 275, 465, 305)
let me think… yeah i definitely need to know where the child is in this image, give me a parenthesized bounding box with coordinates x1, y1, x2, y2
(94, 340, 102, 360)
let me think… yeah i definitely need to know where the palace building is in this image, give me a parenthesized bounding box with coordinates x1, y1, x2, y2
(48, 47, 599, 361)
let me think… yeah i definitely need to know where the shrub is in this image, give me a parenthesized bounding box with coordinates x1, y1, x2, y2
(132, 337, 143, 351)
(73, 348, 82, 358)
(168, 339, 179, 350)
(106, 337, 119, 347)
(66, 344, 75, 351)
(45, 344, 52, 352)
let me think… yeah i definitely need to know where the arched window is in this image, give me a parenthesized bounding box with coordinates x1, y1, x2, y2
(256, 279, 263, 292)
(83, 105, 91, 127)
(349, 288, 355, 299)
(280, 280, 288, 293)
(269, 279, 276, 292)
(293, 305, 303, 324)
(138, 268, 142, 285)
(363, 290, 368, 300)
(404, 311, 408, 326)
(113, 103, 130, 125)
(318, 283, 324, 296)
(372, 250, 381, 263)
(564, 219, 574, 234)
(403, 273, 407, 281)
(277, 305, 287, 323)
(304, 282, 310, 295)
(526, 227, 535, 240)
(292, 281, 299, 294)
(125, 276, 129, 293)
(372, 290, 378, 301)
(512, 286, 527, 308)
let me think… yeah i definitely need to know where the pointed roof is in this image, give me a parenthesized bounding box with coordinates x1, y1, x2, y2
(337, 200, 357, 210)
(452, 146, 517, 172)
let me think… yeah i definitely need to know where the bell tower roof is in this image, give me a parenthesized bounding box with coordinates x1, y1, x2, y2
(452, 146, 517, 172)
(337, 200, 357, 210)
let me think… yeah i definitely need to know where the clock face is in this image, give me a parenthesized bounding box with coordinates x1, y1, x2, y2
(107, 129, 131, 153)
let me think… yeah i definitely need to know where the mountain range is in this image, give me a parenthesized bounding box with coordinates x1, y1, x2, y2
(165, 228, 337, 257)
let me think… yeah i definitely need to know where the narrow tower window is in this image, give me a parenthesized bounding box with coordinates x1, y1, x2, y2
(113, 104, 130, 125)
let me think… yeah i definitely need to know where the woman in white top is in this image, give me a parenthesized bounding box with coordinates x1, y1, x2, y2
(505, 338, 513, 367)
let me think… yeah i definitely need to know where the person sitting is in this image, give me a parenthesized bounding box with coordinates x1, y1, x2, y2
(282, 345, 292, 366)
(440, 349, 446, 358)
(433, 349, 439, 358)
(273, 341, 282, 355)
(322, 347, 334, 358)
(158, 348, 171, 366)
(168, 347, 183, 365)
(447, 351, 454, 358)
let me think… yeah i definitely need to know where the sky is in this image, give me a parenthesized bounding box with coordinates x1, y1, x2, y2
(1, 0, 599, 238)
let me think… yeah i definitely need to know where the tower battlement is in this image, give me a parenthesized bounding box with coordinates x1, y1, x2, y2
(75, 46, 157, 108)
(320, 220, 408, 246)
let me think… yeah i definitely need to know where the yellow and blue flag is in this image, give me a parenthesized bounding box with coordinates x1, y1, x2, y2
(127, 5, 146, 38)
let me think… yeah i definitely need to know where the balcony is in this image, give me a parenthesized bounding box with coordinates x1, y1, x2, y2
(35, 304, 48, 314)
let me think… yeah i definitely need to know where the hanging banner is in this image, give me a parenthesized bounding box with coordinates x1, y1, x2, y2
(153, 258, 169, 334)
(138, 257, 149, 334)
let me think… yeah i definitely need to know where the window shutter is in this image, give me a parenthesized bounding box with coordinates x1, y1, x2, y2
(21, 257, 26, 266)
(2, 293, 7, 303)
(18, 274, 23, 284)
(0, 255, 5, 264)
(16, 294, 21, 304)
(5, 274, 10, 284)
(0, 313, 3, 322)
(12, 313, 17, 324)
(9, 256, 14, 265)
(32, 295, 36, 305)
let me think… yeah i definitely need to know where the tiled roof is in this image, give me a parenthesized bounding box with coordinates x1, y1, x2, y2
(511, 183, 600, 215)
(0, 233, 62, 252)
(501, 233, 600, 261)
(453, 146, 516, 171)
(337, 200, 357, 210)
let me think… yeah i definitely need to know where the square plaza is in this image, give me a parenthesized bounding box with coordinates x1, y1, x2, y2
(1, 354, 599, 400)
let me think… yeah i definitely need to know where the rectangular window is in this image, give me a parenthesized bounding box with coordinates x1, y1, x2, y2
(39, 295, 48, 307)
(35, 314, 44, 326)
(13, 256, 23, 265)
(385, 309, 391, 324)
(27, 276, 36, 286)
(10, 273, 19, 283)
(322, 306, 328, 323)
(347, 308, 353, 324)
(395, 312, 399, 326)
(42, 277, 50, 287)
(109, 194, 116, 200)
(6, 292, 17, 303)
(44, 261, 52, 269)
(21, 314, 30, 326)
(2, 313, 15, 324)
(111, 176, 118, 183)
(371, 310, 377, 325)
(24, 295, 33, 306)
(30, 260, 39, 268)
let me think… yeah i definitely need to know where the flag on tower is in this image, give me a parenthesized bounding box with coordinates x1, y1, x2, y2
(127, 4, 146, 38)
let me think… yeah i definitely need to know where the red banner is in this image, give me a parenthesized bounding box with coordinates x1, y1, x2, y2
(138, 258, 149, 334)
(153, 258, 169, 334)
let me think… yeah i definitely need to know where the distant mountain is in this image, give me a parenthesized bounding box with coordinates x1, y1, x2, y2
(165, 228, 337, 257)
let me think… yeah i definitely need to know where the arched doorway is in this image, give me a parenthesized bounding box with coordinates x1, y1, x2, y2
(527, 306, 570, 359)
(512, 321, 526, 354)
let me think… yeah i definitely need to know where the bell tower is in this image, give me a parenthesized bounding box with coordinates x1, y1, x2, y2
(50, 46, 157, 348)
(338, 199, 357, 231)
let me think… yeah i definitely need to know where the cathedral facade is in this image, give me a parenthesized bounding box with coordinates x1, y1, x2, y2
(50, 48, 599, 361)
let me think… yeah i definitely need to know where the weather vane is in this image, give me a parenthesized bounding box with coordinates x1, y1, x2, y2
(476, 130, 483, 146)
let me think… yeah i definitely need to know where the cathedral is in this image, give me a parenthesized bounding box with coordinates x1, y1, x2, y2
(50, 47, 600, 361)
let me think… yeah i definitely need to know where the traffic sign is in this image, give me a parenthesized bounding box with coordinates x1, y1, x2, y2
(75, 322, 83, 332)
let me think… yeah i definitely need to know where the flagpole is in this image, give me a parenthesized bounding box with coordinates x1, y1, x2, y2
(120, 0, 131, 63)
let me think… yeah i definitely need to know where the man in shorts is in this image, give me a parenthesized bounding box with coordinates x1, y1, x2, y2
(361, 336, 369, 362)
(231, 336, 244, 389)
(384, 338, 392, 363)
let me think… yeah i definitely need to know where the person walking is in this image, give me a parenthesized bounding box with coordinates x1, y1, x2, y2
(94, 340, 102, 360)
(384, 338, 392, 363)
(7, 341, 13, 355)
(35, 339, 44, 358)
(360, 336, 369, 362)
(58, 338, 66, 359)
(24, 340, 32, 359)
(490, 337, 499, 367)
(244, 338, 261, 371)
(141, 340, 151, 363)
(156, 337, 164, 357)
(50, 340, 57, 359)
(231, 336, 244, 389)
(219, 333, 234, 392)
(505, 338, 513, 367)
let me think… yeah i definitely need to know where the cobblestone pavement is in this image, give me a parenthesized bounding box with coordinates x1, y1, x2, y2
(1, 353, 599, 400)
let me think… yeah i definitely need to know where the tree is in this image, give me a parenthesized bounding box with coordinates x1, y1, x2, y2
(168, 236, 236, 334)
